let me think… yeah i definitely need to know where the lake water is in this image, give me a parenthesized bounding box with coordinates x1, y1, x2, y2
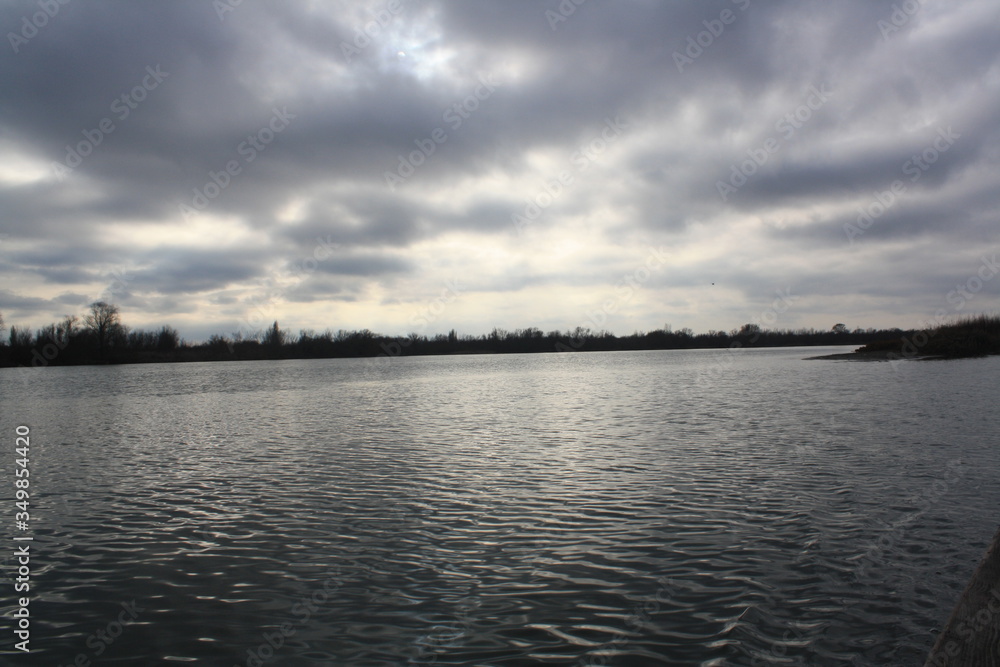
(1, 347, 998, 666)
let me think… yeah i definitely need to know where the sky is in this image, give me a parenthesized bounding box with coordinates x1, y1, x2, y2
(1, 0, 999, 343)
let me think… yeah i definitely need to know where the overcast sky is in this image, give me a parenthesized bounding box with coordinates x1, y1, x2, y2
(2, 0, 998, 342)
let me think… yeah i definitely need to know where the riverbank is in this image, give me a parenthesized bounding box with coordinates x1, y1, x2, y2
(0, 326, 890, 368)
(808, 315, 1000, 362)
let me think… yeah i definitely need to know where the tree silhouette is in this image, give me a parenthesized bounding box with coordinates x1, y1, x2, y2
(58, 315, 78, 342)
(8, 325, 31, 348)
(157, 325, 180, 350)
(85, 301, 122, 361)
(262, 321, 285, 349)
(4, 305, 984, 367)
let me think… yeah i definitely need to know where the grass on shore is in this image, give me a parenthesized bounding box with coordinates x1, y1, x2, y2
(855, 314, 1000, 358)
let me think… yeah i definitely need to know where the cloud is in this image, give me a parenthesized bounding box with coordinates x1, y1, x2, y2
(1, 0, 998, 339)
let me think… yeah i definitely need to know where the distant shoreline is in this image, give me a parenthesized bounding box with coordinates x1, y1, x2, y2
(806, 350, 908, 361)
(4, 309, 997, 369)
(806, 350, 948, 362)
(807, 314, 1000, 363)
(4, 340, 863, 370)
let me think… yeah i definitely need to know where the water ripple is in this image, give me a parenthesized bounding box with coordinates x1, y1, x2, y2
(1, 350, 998, 665)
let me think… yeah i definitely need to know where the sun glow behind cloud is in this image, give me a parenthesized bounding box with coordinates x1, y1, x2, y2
(0, 145, 53, 187)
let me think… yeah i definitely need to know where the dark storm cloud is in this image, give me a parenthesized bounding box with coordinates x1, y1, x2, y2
(1, 0, 998, 334)
(282, 276, 362, 305)
(52, 292, 90, 306)
(310, 253, 414, 277)
(0, 289, 50, 311)
(125, 248, 273, 295)
(30, 266, 98, 285)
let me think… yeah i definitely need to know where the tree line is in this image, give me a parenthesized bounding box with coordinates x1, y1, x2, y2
(0, 302, 913, 368)
(1, 302, 180, 367)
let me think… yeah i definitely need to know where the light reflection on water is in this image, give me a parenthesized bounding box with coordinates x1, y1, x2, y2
(1, 347, 998, 665)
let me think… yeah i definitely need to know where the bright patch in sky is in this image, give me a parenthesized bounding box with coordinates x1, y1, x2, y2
(0, 0, 998, 342)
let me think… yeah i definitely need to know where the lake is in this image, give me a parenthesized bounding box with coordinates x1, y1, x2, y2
(2, 347, 998, 665)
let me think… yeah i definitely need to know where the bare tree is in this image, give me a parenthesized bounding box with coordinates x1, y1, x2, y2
(262, 320, 285, 348)
(157, 325, 180, 350)
(8, 325, 32, 347)
(57, 315, 78, 345)
(85, 301, 122, 360)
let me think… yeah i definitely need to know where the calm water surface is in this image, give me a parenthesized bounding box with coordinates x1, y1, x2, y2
(1, 347, 998, 665)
